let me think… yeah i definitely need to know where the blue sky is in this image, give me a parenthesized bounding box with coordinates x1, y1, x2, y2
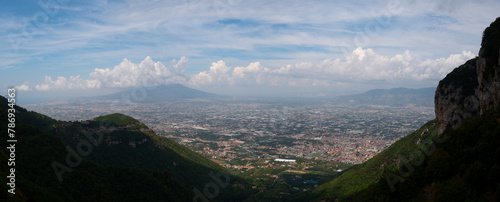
(1, 0, 499, 103)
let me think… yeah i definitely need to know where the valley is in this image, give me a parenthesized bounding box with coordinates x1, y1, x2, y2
(26, 97, 434, 199)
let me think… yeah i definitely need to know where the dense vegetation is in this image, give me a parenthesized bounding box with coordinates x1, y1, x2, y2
(353, 108, 500, 201)
(309, 120, 439, 200)
(437, 58, 478, 96)
(93, 113, 141, 127)
(481, 17, 500, 69)
(0, 96, 252, 201)
(306, 109, 500, 201)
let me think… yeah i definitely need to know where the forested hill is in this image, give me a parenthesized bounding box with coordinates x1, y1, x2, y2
(0, 95, 252, 201)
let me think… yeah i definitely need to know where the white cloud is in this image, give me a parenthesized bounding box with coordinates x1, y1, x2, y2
(34, 56, 190, 91)
(15, 83, 30, 91)
(189, 60, 232, 87)
(35, 75, 101, 91)
(232, 62, 271, 85)
(30, 49, 476, 93)
(414, 50, 476, 80)
(90, 56, 189, 88)
(317, 48, 475, 82)
(188, 47, 475, 90)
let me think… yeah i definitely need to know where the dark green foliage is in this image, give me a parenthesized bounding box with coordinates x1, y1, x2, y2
(496, 148, 500, 164)
(489, 165, 500, 187)
(309, 104, 500, 201)
(350, 108, 500, 201)
(311, 120, 439, 200)
(433, 178, 467, 202)
(481, 17, 500, 69)
(425, 148, 453, 181)
(93, 113, 140, 127)
(464, 161, 488, 191)
(0, 96, 251, 201)
(495, 182, 500, 201)
(438, 58, 478, 96)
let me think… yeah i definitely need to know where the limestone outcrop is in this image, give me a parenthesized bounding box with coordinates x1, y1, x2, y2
(435, 17, 500, 134)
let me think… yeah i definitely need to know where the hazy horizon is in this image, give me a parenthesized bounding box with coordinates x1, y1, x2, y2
(8, 84, 439, 105)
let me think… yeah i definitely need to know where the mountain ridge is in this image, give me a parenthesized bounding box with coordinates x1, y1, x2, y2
(334, 87, 435, 107)
(94, 83, 222, 103)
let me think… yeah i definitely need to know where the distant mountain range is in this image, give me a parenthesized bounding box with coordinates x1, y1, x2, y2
(333, 87, 435, 107)
(88, 83, 436, 107)
(94, 83, 221, 103)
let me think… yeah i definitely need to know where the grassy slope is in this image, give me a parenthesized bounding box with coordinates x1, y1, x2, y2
(0, 96, 251, 201)
(312, 120, 439, 200)
(62, 113, 239, 187)
(311, 109, 500, 202)
(0, 97, 193, 201)
(359, 108, 500, 201)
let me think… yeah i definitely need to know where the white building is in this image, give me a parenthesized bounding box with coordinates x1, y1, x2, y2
(274, 158, 296, 163)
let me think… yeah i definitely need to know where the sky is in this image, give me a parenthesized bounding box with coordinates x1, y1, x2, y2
(1, 0, 498, 104)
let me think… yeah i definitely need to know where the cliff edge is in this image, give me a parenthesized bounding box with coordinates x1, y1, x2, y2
(435, 17, 500, 134)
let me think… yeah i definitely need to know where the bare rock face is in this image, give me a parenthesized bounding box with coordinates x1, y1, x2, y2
(435, 17, 500, 134)
(477, 19, 500, 115)
(435, 59, 480, 134)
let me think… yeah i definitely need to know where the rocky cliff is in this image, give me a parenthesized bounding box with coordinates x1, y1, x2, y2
(435, 17, 500, 134)
(477, 18, 500, 115)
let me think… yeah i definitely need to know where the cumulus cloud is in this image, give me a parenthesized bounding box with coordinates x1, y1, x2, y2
(31, 49, 475, 93)
(35, 75, 101, 91)
(14, 83, 30, 91)
(232, 62, 271, 85)
(189, 48, 475, 89)
(34, 56, 190, 91)
(318, 48, 475, 82)
(90, 56, 189, 88)
(189, 60, 232, 87)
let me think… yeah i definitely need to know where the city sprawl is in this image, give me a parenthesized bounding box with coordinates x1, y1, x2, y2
(27, 99, 434, 172)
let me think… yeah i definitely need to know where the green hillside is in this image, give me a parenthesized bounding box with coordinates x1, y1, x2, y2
(311, 120, 440, 200)
(0, 96, 251, 201)
(354, 108, 500, 201)
(93, 113, 141, 126)
(310, 109, 500, 201)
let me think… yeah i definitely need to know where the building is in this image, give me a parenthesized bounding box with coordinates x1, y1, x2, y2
(274, 158, 296, 163)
